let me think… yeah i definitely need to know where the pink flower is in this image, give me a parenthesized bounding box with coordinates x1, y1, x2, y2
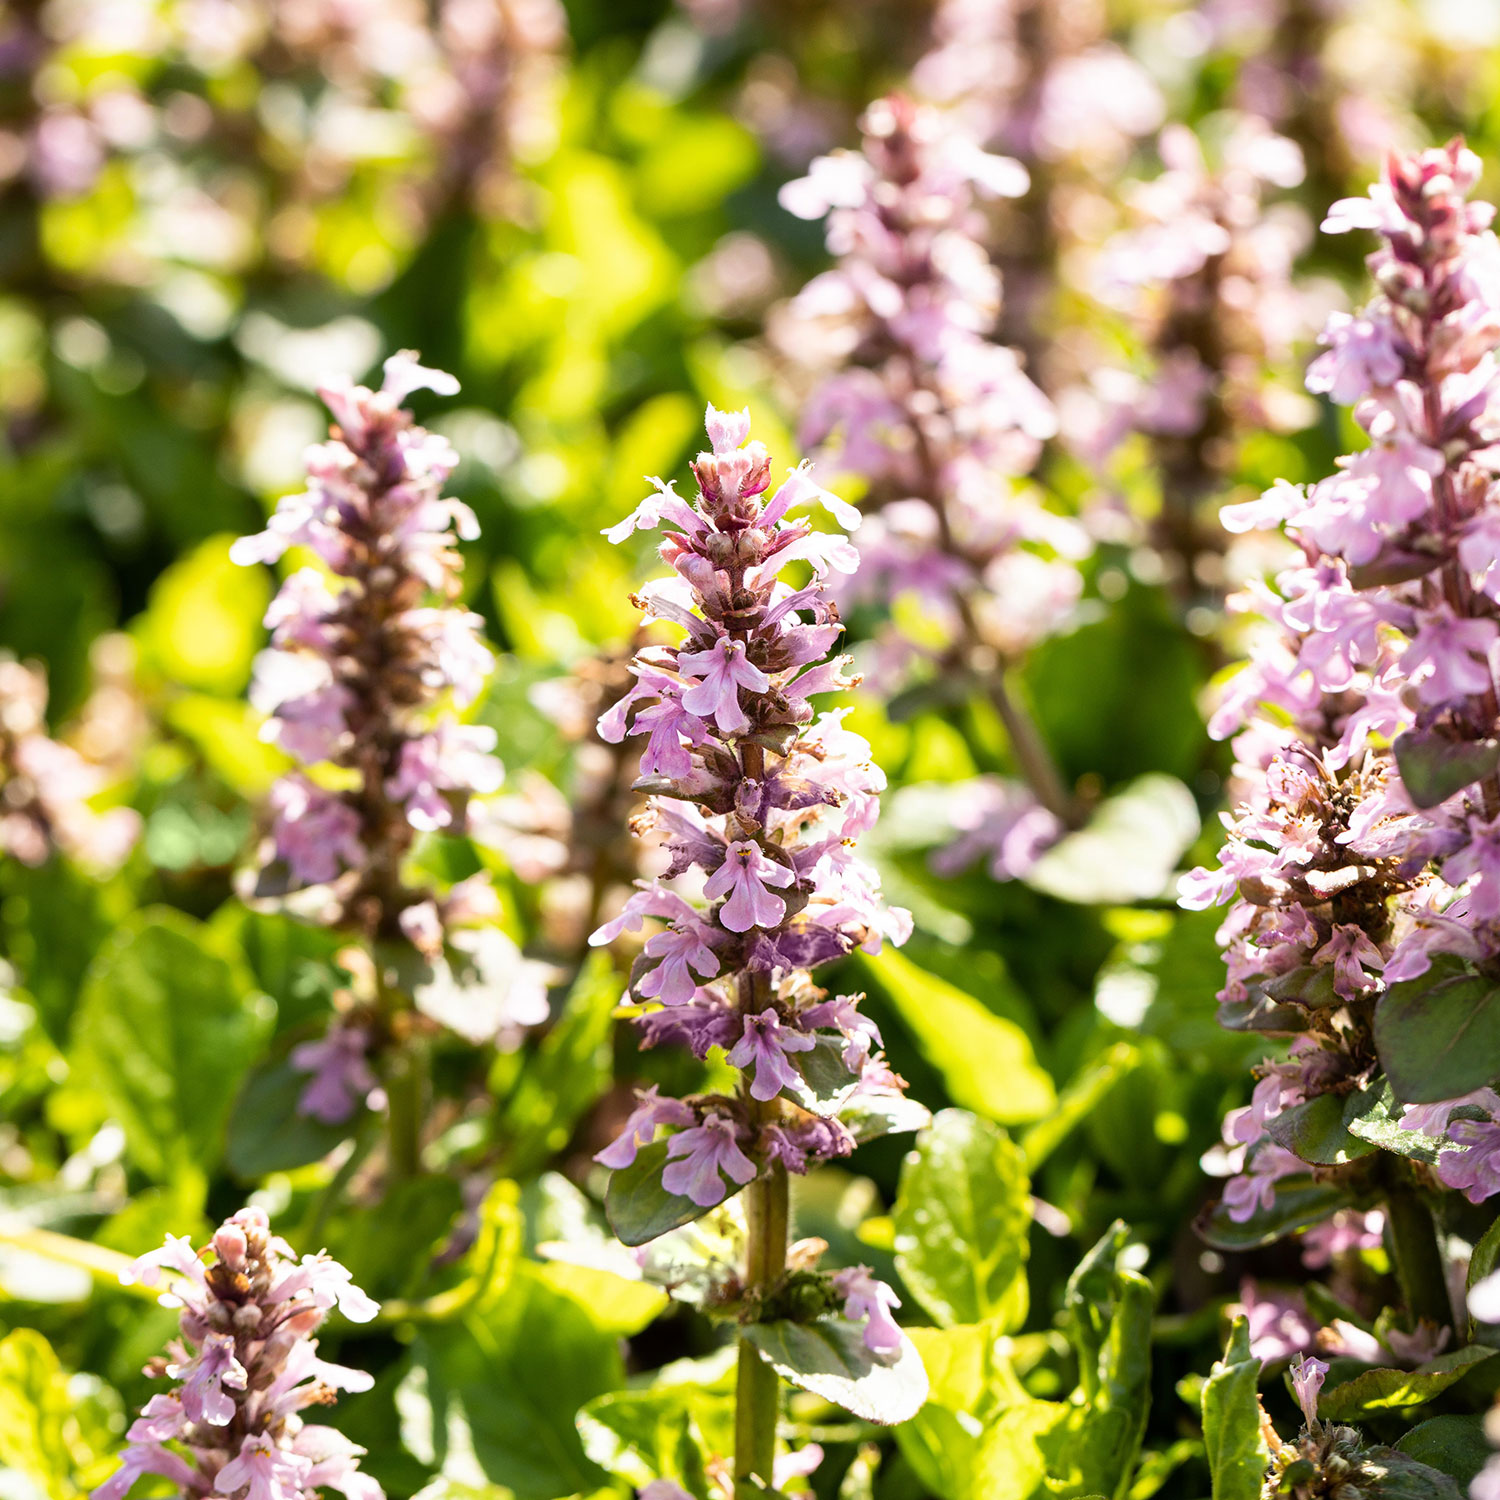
(595, 1086, 697, 1170)
(676, 637, 770, 735)
(269, 1255, 380, 1323)
(169, 1332, 247, 1427)
(832, 1266, 903, 1354)
(1306, 311, 1403, 404)
(1401, 613, 1498, 705)
(1290, 1355, 1328, 1426)
(215, 1433, 312, 1500)
(290, 1028, 378, 1125)
(1313, 924, 1384, 999)
(661, 1112, 758, 1206)
(637, 923, 720, 1006)
(703, 841, 795, 932)
(1222, 1143, 1303, 1223)
(269, 777, 365, 887)
(726, 1009, 818, 1101)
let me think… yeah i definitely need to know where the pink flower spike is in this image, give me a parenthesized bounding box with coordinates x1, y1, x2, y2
(661, 1112, 758, 1206)
(703, 840, 795, 932)
(676, 638, 770, 735)
(726, 1009, 817, 1101)
(832, 1266, 903, 1354)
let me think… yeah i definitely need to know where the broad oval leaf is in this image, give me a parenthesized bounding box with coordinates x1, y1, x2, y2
(1024, 774, 1200, 905)
(605, 1140, 732, 1248)
(226, 1054, 355, 1178)
(1264, 1094, 1376, 1166)
(1393, 729, 1500, 810)
(1318, 1345, 1498, 1422)
(1343, 1083, 1448, 1165)
(742, 1317, 928, 1425)
(69, 909, 272, 1181)
(859, 950, 1054, 1126)
(894, 1109, 1030, 1330)
(1394, 1414, 1492, 1488)
(1197, 1178, 1353, 1251)
(1375, 956, 1500, 1104)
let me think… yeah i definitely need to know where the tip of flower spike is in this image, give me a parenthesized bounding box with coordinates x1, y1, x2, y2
(382, 351, 460, 402)
(704, 403, 751, 454)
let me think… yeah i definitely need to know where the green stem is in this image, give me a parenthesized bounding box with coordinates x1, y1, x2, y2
(384, 1035, 426, 1182)
(0, 1222, 164, 1302)
(297, 1118, 380, 1248)
(1385, 1179, 1454, 1335)
(735, 1161, 789, 1488)
(985, 667, 1080, 829)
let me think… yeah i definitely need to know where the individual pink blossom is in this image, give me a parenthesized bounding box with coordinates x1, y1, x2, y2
(832, 1266, 903, 1355)
(636, 923, 720, 1006)
(289, 1028, 378, 1125)
(661, 1112, 759, 1207)
(594, 1087, 697, 1171)
(703, 841, 795, 933)
(676, 637, 770, 736)
(726, 1010, 818, 1102)
(1290, 1355, 1328, 1427)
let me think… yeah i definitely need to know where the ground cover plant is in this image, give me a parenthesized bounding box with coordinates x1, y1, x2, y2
(4, 3, 1500, 1499)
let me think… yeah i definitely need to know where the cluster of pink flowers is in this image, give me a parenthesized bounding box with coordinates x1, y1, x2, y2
(776, 93, 1085, 873)
(591, 404, 912, 1352)
(1182, 141, 1500, 1227)
(1074, 117, 1315, 597)
(0, 656, 139, 872)
(94, 1207, 379, 1500)
(234, 354, 543, 1118)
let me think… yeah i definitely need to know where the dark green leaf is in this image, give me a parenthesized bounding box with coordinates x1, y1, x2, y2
(1198, 1178, 1353, 1251)
(226, 1054, 355, 1178)
(1264, 1094, 1376, 1166)
(1318, 1346, 1498, 1421)
(1393, 729, 1500, 810)
(894, 1109, 1031, 1330)
(1258, 965, 1342, 1010)
(1394, 1415, 1491, 1487)
(69, 909, 272, 1181)
(499, 951, 618, 1176)
(742, 1317, 928, 1425)
(413, 1265, 623, 1500)
(605, 1140, 729, 1247)
(1376, 955, 1500, 1103)
(1201, 1317, 1268, 1500)
(1358, 1448, 1465, 1500)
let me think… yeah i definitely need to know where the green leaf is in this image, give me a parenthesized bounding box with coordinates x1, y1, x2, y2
(605, 1139, 729, 1247)
(498, 951, 618, 1177)
(0, 1328, 122, 1499)
(1376, 955, 1500, 1103)
(1394, 1414, 1492, 1487)
(1468, 1214, 1500, 1304)
(1343, 1083, 1448, 1165)
(839, 1088, 932, 1145)
(1198, 1178, 1352, 1251)
(68, 909, 273, 1181)
(1358, 1449, 1465, 1499)
(859, 950, 1054, 1126)
(893, 1109, 1030, 1330)
(413, 1264, 623, 1500)
(1023, 774, 1200, 905)
(741, 1317, 928, 1425)
(1201, 1317, 1268, 1500)
(1318, 1345, 1498, 1421)
(226, 1053, 355, 1178)
(1021, 1043, 1137, 1169)
(1264, 1093, 1376, 1166)
(1057, 1222, 1156, 1500)
(1393, 729, 1500, 809)
(576, 1387, 727, 1496)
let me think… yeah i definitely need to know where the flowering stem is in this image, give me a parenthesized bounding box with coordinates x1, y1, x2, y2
(1384, 1176, 1453, 1336)
(384, 1027, 426, 1181)
(985, 665, 1079, 829)
(736, 1159, 789, 1486)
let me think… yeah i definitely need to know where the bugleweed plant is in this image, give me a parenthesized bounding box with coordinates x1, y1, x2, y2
(1186, 140, 1500, 1496)
(593, 405, 927, 1483)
